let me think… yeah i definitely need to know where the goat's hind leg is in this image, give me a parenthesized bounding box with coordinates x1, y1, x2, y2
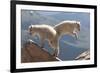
(52, 39, 59, 57)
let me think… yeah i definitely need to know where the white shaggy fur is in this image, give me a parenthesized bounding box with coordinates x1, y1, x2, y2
(54, 20, 80, 39)
(28, 24, 59, 57)
(28, 21, 80, 57)
(53, 20, 80, 57)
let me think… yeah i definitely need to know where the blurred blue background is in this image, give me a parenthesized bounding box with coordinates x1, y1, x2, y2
(21, 10, 90, 61)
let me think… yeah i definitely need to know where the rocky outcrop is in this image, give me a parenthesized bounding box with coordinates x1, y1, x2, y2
(75, 50, 90, 60)
(21, 40, 60, 63)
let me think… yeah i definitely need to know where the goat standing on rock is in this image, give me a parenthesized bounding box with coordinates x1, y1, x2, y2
(28, 24, 59, 57)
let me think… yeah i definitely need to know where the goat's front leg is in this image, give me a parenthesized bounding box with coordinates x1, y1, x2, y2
(72, 32, 78, 40)
(40, 37, 45, 48)
(72, 28, 79, 40)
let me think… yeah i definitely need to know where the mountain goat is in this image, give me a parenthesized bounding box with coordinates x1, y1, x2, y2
(28, 24, 59, 57)
(54, 20, 80, 40)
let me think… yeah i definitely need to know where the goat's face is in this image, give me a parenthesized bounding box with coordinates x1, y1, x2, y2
(28, 25, 33, 35)
(76, 22, 80, 32)
(28, 25, 37, 36)
(73, 22, 80, 40)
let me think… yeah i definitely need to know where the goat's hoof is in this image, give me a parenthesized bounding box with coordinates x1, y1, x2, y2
(52, 54, 58, 58)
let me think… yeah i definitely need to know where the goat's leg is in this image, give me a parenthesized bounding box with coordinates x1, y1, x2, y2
(51, 39, 59, 57)
(40, 37, 45, 48)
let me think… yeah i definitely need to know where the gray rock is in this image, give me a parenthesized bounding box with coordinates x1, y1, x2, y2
(75, 50, 90, 60)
